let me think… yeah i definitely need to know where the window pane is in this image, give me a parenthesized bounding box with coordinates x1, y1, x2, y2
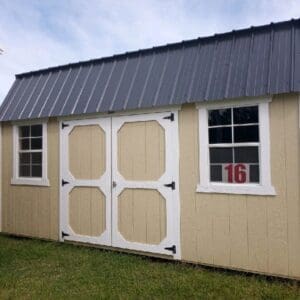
(210, 147, 233, 163)
(234, 147, 259, 163)
(208, 108, 231, 126)
(31, 125, 42, 137)
(209, 127, 232, 144)
(20, 138, 30, 150)
(31, 152, 42, 164)
(233, 106, 258, 124)
(31, 138, 42, 150)
(32, 165, 42, 177)
(250, 165, 259, 183)
(19, 165, 30, 177)
(234, 125, 259, 143)
(19, 153, 30, 164)
(19, 126, 30, 138)
(210, 165, 222, 182)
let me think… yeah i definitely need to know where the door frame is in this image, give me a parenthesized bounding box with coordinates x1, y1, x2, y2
(59, 108, 181, 259)
(59, 117, 112, 245)
(111, 111, 181, 259)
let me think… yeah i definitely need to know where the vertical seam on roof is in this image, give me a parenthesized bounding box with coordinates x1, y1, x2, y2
(123, 54, 141, 110)
(186, 43, 201, 102)
(38, 70, 62, 118)
(29, 72, 52, 119)
(138, 53, 156, 108)
(59, 66, 82, 115)
(0, 79, 22, 120)
(48, 68, 72, 116)
(224, 35, 236, 98)
(204, 39, 218, 100)
(71, 64, 93, 114)
(83, 63, 105, 114)
(267, 28, 274, 94)
(153, 50, 169, 107)
(110, 58, 129, 111)
(169, 45, 185, 105)
(8, 76, 33, 120)
(245, 32, 255, 97)
(19, 74, 43, 119)
(96, 60, 117, 112)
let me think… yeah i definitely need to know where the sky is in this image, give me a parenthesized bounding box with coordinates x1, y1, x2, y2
(0, 0, 300, 103)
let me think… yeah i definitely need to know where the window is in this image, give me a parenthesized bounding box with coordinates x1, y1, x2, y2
(12, 122, 49, 186)
(197, 99, 275, 195)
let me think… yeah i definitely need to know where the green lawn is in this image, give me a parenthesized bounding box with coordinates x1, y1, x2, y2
(0, 234, 299, 299)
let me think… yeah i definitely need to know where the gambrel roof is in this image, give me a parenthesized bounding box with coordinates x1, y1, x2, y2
(1, 18, 300, 121)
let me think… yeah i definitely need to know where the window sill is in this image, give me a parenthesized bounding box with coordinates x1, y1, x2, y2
(11, 177, 50, 187)
(197, 183, 276, 196)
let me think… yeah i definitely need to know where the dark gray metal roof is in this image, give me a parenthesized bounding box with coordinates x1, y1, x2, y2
(1, 18, 300, 121)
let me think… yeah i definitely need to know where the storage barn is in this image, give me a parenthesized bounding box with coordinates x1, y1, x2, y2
(0, 19, 300, 280)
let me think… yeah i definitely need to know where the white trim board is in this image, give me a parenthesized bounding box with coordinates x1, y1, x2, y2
(11, 121, 49, 186)
(197, 98, 276, 196)
(59, 110, 181, 259)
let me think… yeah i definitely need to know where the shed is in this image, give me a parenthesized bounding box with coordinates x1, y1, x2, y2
(0, 18, 300, 280)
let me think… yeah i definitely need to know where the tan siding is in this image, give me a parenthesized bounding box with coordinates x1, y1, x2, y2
(69, 125, 106, 179)
(1, 119, 59, 240)
(118, 188, 166, 245)
(179, 94, 300, 278)
(69, 187, 106, 236)
(118, 121, 165, 181)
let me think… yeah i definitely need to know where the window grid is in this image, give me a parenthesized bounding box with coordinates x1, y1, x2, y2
(208, 106, 260, 184)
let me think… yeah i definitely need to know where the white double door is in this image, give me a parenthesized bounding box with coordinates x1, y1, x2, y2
(60, 111, 180, 258)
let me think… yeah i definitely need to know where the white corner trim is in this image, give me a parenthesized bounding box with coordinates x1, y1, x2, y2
(197, 97, 276, 196)
(11, 121, 49, 186)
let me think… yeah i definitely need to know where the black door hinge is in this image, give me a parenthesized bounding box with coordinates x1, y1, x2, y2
(164, 181, 175, 190)
(62, 179, 70, 186)
(164, 245, 176, 254)
(163, 113, 174, 121)
(62, 122, 69, 129)
(61, 231, 70, 238)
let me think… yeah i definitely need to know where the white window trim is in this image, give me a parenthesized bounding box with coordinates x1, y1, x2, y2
(11, 120, 49, 186)
(196, 97, 276, 196)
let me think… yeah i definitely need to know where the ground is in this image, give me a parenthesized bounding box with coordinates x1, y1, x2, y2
(0, 234, 299, 299)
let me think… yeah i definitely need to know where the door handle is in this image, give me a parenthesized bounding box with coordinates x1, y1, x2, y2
(112, 181, 117, 188)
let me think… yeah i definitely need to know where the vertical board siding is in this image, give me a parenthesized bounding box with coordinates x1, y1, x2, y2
(117, 121, 165, 181)
(69, 187, 106, 236)
(69, 125, 106, 179)
(1, 119, 59, 240)
(179, 94, 300, 278)
(118, 188, 166, 245)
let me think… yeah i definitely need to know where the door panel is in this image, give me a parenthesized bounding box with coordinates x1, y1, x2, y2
(69, 125, 106, 179)
(118, 188, 166, 245)
(112, 112, 180, 257)
(60, 118, 111, 246)
(117, 121, 165, 181)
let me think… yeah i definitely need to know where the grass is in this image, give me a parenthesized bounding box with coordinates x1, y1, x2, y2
(0, 234, 299, 299)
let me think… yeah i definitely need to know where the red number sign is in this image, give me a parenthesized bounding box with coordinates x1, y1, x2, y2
(224, 163, 247, 183)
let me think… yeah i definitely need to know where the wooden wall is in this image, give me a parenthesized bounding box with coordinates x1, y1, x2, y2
(179, 94, 300, 279)
(1, 118, 59, 240)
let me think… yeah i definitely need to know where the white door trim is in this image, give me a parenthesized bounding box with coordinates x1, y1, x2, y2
(111, 111, 181, 259)
(59, 117, 112, 246)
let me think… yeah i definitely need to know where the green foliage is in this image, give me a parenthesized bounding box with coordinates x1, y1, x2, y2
(0, 234, 299, 299)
